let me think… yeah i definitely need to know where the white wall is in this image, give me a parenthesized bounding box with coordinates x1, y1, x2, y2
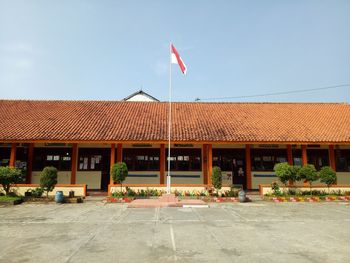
(125, 94, 157, 102)
(251, 171, 277, 189)
(124, 171, 160, 184)
(76, 171, 101, 189)
(32, 171, 71, 184)
(337, 172, 350, 184)
(166, 171, 203, 185)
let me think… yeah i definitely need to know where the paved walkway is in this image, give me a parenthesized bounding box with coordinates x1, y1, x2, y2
(0, 201, 349, 262)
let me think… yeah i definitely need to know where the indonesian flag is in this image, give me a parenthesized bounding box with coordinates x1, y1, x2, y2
(171, 44, 187, 75)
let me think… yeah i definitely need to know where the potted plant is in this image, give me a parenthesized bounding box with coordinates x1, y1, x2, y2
(319, 166, 337, 193)
(111, 162, 128, 192)
(212, 166, 222, 196)
(40, 166, 58, 199)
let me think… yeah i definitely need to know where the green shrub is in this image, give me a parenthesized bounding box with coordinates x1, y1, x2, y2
(126, 187, 136, 197)
(273, 163, 301, 187)
(139, 189, 146, 197)
(273, 163, 291, 187)
(0, 195, 23, 202)
(111, 162, 128, 191)
(40, 166, 58, 198)
(212, 166, 222, 192)
(271, 182, 282, 196)
(330, 189, 342, 196)
(223, 189, 238, 197)
(111, 191, 125, 198)
(314, 190, 320, 196)
(31, 187, 44, 198)
(144, 188, 162, 197)
(0, 166, 23, 196)
(299, 164, 318, 195)
(319, 166, 337, 192)
(290, 165, 301, 183)
(287, 188, 297, 196)
(199, 190, 209, 197)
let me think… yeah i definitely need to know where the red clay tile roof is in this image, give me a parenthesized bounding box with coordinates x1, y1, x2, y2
(0, 100, 349, 143)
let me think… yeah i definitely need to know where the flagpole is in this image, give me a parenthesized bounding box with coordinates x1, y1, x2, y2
(167, 42, 172, 194)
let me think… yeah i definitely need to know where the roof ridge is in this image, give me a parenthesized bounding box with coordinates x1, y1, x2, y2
(0, 99, 348, 105)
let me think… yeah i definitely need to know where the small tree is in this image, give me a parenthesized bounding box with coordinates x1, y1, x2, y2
(319, 166, 336, 193)
(273, 162, 291, 187)
(0, 166, 23, 195)
(212, 166, 222, 194)
(290, 165, 301, 184)
(40, 166, 58, 198)
(111, 162, 128, 191)
(299, 164, 318, 194)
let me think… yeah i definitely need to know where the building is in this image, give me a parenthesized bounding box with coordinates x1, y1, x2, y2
(123, 90, 160, 102)
(0, 100, 350, 192)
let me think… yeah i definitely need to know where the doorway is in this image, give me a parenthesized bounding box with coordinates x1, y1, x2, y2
(213, 148, 246, 189)
(77, 148, 110, 191)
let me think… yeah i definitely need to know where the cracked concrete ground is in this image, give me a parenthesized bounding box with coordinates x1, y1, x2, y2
(0, 201, 349, 263)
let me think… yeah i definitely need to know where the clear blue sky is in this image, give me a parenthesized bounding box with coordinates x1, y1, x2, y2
(0, 0, 349, 102)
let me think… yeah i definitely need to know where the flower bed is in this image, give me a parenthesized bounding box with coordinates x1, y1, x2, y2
(24, 197, 54, 203)
(23, 196, 83, 203)
(178, 196, 239, 202)
(0, 196, 23, 205)
(266, 195, 350, 203)
(108, 187, 241, 203)
(106, 196, 240, 203)
(106, 197, 135, 203)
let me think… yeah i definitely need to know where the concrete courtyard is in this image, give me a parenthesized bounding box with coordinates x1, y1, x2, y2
(0, 201, 349, 263)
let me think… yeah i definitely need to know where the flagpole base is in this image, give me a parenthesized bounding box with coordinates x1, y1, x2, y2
(166, 175, 171, 194)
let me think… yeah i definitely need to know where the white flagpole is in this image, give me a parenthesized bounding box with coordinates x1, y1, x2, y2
(167, 42, 172, 194)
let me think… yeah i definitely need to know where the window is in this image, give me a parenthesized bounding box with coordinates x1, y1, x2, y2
(33, 148, 72, 171)
(123, 148, 160, 171)
(251, 149, 287, 171)
(213, 149, 245, 171)
(335, 149, 350, 172)
(292, 149, 302, 166)
(166, 149, 201, 171)
(307, 149, 329, 171)
(78, 148, 105, 171)
(0, 146, 11, 167)
(15, 147, 28, 170)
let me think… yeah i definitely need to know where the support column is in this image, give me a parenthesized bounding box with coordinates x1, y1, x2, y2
(287, 145, 293, 185)
(301, 145, 307, 166)
(27, 144, 34, 184)
(207, 144, 212, 186)
(287, 145, 293, 165)
(110, 144, 115, 185)
(301, 145, 308, 186)
(117, 143, 122, 162)
(329, 145, 336, 171)
(245, 145, 252, 190)
(202, 144, 208, 185)
(70, 144, 78, 184)
(9, 143, 16, 168)
(160, 144, 165, 185)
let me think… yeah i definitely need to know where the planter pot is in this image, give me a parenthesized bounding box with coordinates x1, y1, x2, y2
(55, 191, 64, 203)
(238, 190, 246, 203)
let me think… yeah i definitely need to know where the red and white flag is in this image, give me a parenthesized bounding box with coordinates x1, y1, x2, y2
(171, 44, 187, 75)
